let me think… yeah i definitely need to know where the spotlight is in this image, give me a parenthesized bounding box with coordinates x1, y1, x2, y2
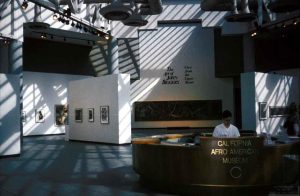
(104, 34, 110, 40)
(61, 17, 66, 23)
(2, 38, 10, 45)
(251, 32, 257, 37)
(53, 13, 58, 20)
(21, 1, 28, 10)
(71, 21, 75, 27)
(293, 20, 298, 25)
(65, 19, 70, 25)
(40, 33, 47, 39)
(63, 8, 71, 17)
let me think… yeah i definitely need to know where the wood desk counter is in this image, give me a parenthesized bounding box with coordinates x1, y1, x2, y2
(132, 135, 300, 195)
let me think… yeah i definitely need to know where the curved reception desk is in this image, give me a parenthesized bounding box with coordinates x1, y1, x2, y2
(132, 134, 300, 195)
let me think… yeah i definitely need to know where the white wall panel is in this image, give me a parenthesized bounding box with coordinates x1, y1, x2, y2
(68, 74, 131, 144)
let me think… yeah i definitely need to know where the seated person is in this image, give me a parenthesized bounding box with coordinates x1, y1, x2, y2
(213, 110, 240, 138)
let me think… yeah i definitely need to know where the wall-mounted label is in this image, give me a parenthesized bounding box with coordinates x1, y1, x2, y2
(184, 66, 194, 84)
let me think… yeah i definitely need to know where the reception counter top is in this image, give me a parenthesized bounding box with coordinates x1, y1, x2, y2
(132, 134, 300, 195)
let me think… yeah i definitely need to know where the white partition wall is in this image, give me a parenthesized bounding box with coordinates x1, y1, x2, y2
(0, 74, 21, 156)
(22, 71, 90, 136)
(241, 72, 299, 135)
(68, 74, 131, 144)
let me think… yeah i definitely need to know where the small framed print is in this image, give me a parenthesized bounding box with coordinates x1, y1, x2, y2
(21, 111, 26, 123)
(75, 108, 83, 122)
(35, 109, 45, 123)
(100, 106, 109, 124)
(88, 108, 94, 122)
(55, 104, 68, 126)
(259, 102, 267, 120)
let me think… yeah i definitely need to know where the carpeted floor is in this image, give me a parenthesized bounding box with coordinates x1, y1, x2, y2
(0, 130, 299, 196)
(0, 134, 175, 196)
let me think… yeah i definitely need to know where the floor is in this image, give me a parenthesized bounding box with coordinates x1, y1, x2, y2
(0, 130, 299, 196)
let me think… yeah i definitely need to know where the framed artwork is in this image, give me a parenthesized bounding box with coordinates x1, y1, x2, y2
(55, 105, 68, 126)
(269, 106, 289, 118)
(100, 106, 109, 124)
(88, 108, 94, 122)
(35, 109, 45, 123)
(21, 111, 26, 123)
(75, 108, 83, 122)
(259, 102, 267, 120)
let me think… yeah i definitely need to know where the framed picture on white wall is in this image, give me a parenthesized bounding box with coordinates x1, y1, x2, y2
(35, 109, 45, 123)
(88, 108, 94, 122)
(75, 108, 83, 122)
(259, 102, 267, 120)
(100, 106, 109, 124)
(21, 111, 26, 123)
(55, 104, 68, 126)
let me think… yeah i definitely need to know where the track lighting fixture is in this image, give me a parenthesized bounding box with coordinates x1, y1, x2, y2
(40, 33, 47, 39)
(63, 8, 71, 17)
(21, 1, 28, 10)
(53, 13, 58, 20)
(1, 38, 10, 45)
(251, 32, 257, 37)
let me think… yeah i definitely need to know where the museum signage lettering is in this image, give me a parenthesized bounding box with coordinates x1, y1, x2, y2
(162, 67, 179, 84)
(210, 139, 257, 164)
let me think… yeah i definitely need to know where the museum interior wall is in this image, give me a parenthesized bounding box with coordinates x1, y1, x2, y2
(131, 23, 234, 128)
(0, 73, 21, 156)
(68, 74, 131, 144)
(22, 71, 90, 136)
(241, 72, 299, 135)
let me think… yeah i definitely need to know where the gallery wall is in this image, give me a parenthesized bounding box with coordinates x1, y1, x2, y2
(131, 23, 234, 128)
(22, 71, 90, 136)
(68, 74, 131, 144)
(0, 73, 21, 156)
(241, 72, 299, 135)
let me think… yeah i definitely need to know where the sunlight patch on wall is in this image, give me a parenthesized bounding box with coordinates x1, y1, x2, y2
(140, 26, 194, 70)
(130, 78, 161, 104)
(254, 72, 295, 135)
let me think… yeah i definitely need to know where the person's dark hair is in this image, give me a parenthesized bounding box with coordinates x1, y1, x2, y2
(222, 110, 232, 119)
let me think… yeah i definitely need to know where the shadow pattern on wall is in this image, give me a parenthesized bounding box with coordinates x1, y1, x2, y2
(134, 100, 222, 121)
(118, 38, 140, 81)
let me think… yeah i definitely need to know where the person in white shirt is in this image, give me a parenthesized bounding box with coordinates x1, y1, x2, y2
(213, 110, 240, 138)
